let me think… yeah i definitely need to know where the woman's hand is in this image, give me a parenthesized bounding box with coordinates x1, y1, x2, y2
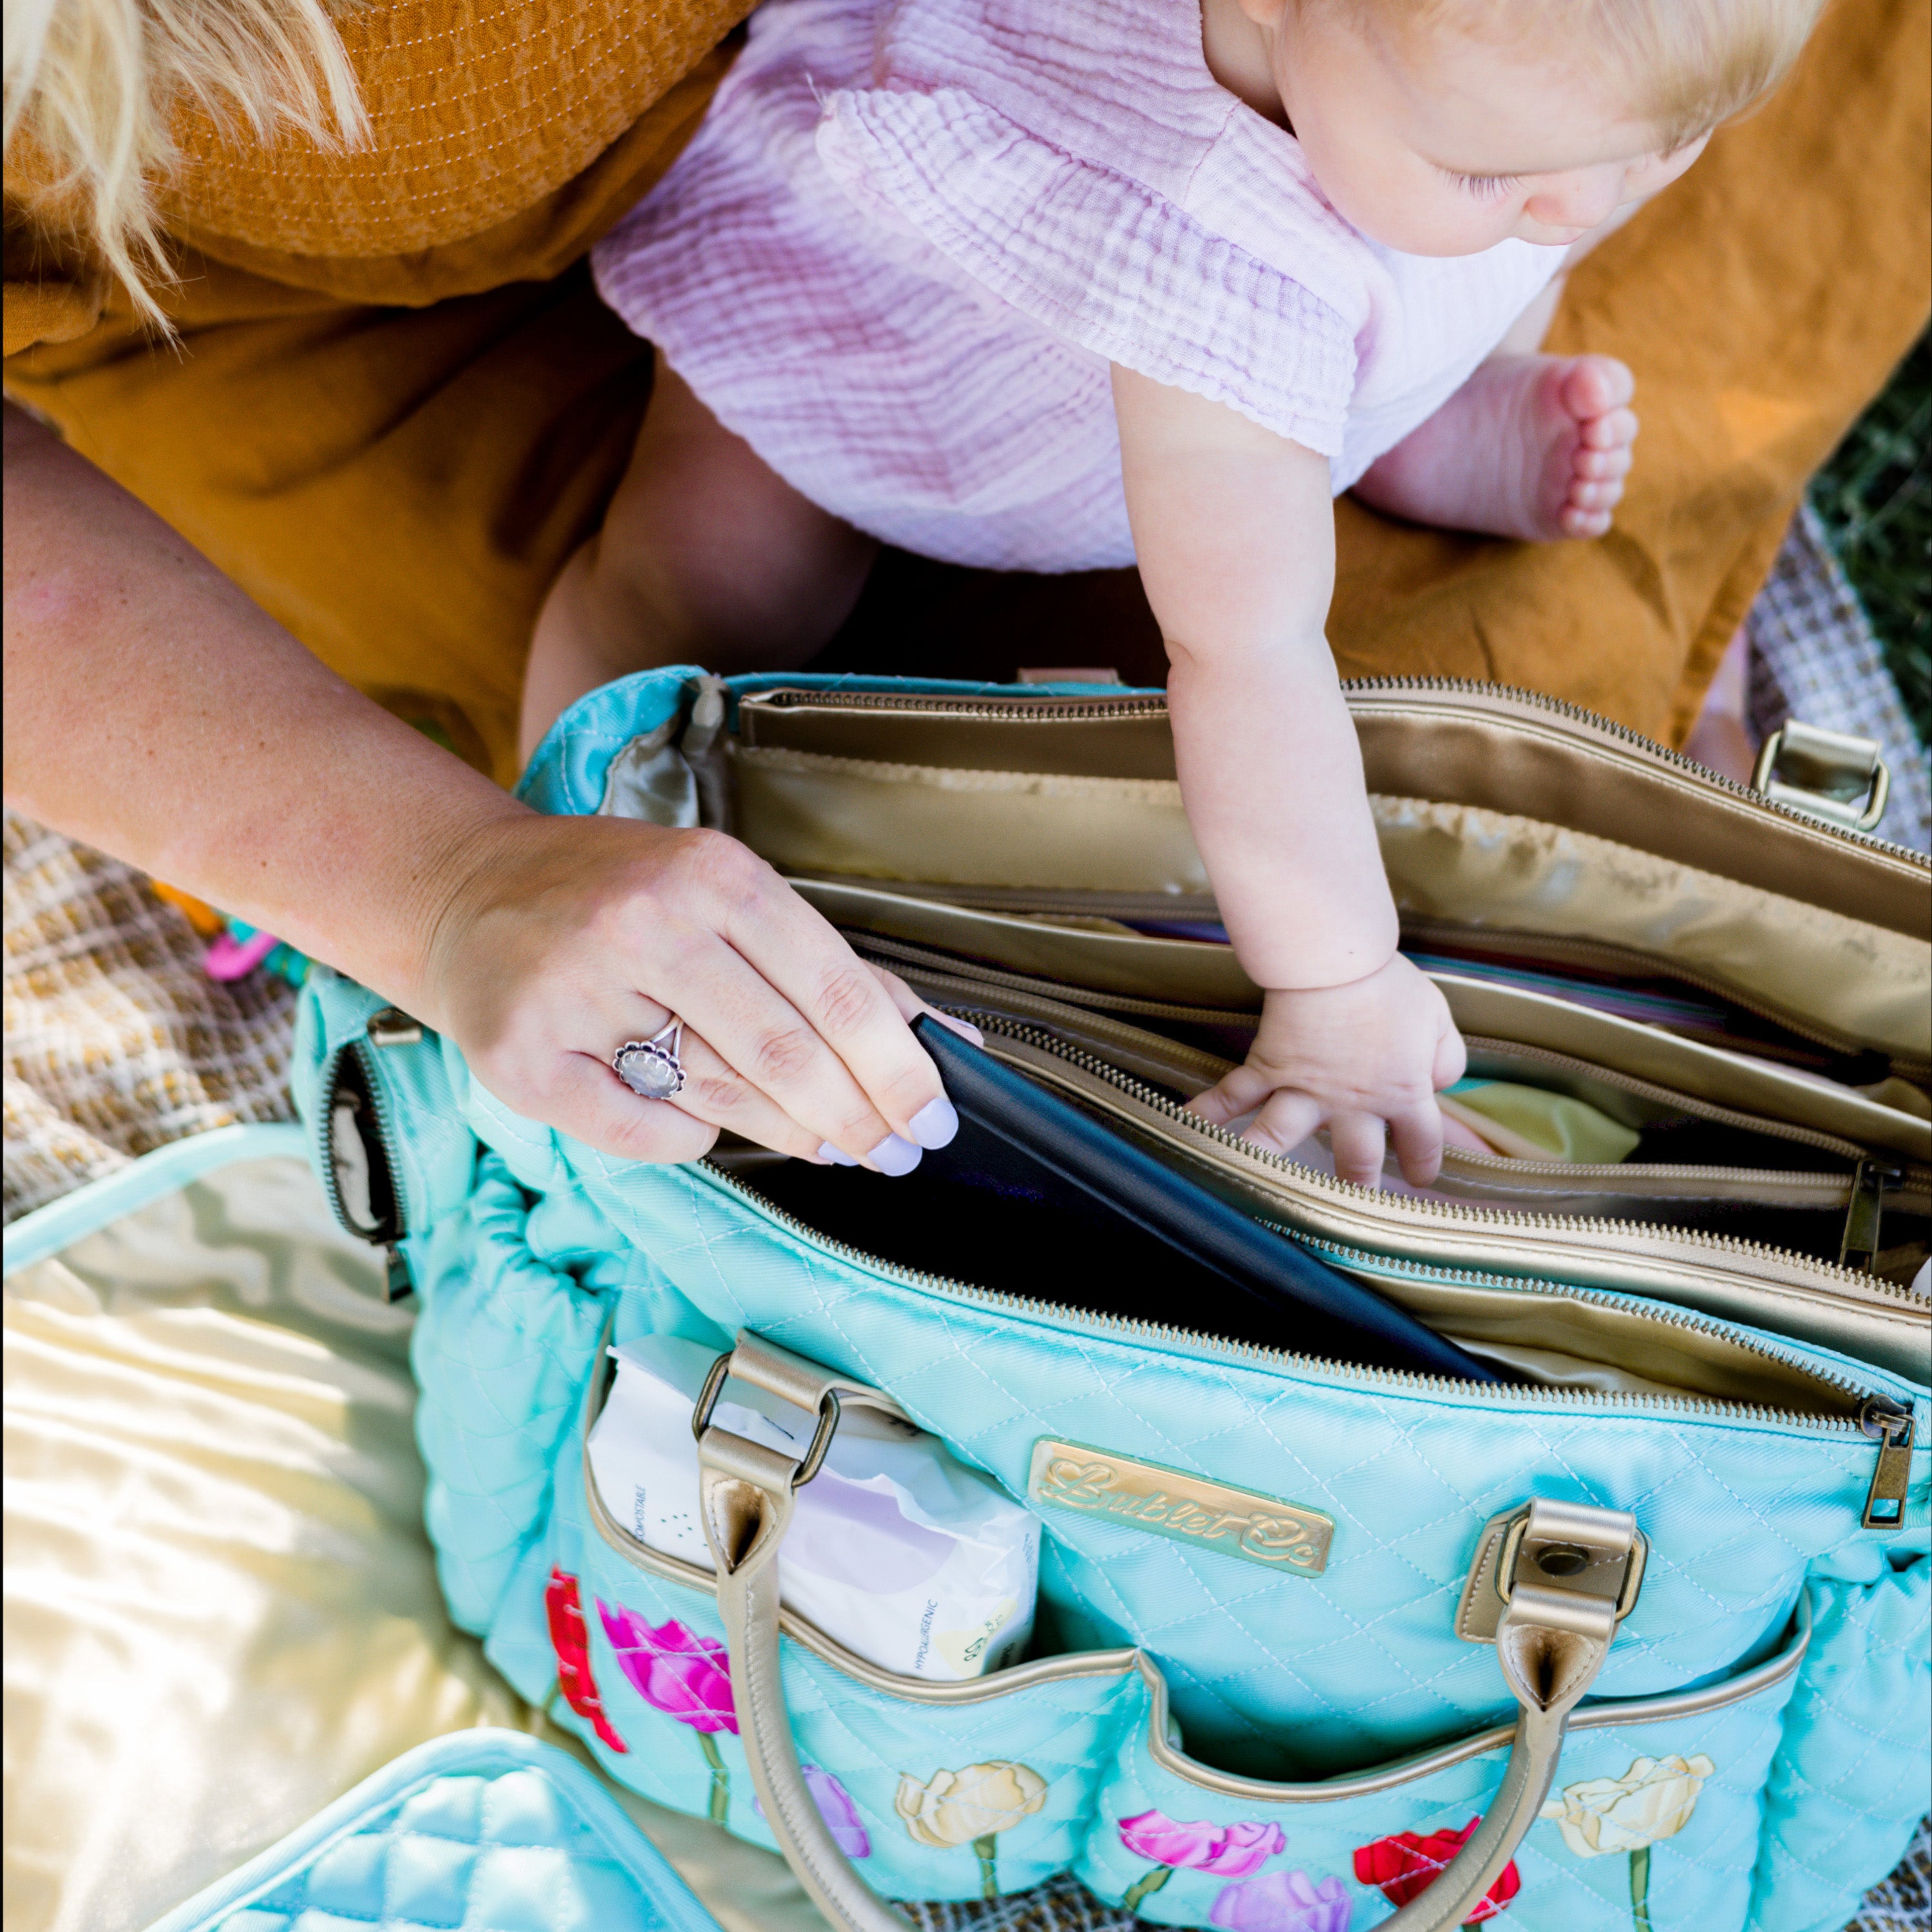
(417, 811, 964, 1169)
(1188, 954, 1466, 1188)
(5, 406, 962, 1173)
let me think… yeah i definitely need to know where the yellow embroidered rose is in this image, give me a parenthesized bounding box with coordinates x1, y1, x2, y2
(1539, 1754, 1717, 1857)
(894, 1761, 1050, 1849)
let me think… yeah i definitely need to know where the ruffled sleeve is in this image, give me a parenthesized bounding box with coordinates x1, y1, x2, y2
(817, 87, 1359, 456)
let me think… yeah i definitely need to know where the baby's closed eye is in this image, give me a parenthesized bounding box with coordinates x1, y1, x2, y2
(1443, 171, 1522, 201)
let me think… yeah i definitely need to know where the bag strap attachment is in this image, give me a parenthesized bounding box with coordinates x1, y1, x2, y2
(694, 1333, 1645, 1932)
(697, 1332, 916, 1932)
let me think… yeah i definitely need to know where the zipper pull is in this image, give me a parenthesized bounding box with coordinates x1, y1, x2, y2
(1839, 1159, 1899, 1273)
(1860, 1398, 1916, 1530)
(384, 1243, 414, 1303)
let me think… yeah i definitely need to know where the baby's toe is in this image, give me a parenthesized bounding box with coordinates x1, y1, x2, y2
(1579, 406, 1640, 452)
(1560, 355, 1635, 422)
(1575, 442, 1634, 482)
(1558, 502, 1615, 538)
(1567, 477, 1624, 512)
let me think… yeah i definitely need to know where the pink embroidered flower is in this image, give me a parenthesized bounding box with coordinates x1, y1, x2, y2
(595, 1602, 739, 1734)
(1119, 1811, 1287, 1877)
(1209, 1868, 1352, 1932)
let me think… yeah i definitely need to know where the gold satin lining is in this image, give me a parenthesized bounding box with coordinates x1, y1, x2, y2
(2, 1159, 822, 1932)
(1369, 1272, 1855, 1412)
(732, 749, 1927, 1059)
(1374, 797, 1929, 1061)
(731, 744, 1212, 894)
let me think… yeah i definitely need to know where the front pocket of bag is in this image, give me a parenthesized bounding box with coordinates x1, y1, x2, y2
(527, 1413, 1146, 1905)
(1080, 1609, 1811, 1932)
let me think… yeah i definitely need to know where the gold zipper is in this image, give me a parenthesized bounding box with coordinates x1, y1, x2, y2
(906, 960, 1893, 1198)
(688, 1158, 1918, 1520)
(864, 936, 1926, 1213)
(747, 678, 1932, 867)
(959, 1009, 1927, 1312)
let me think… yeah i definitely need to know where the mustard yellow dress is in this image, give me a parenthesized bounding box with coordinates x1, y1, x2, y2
(5, 0, 1927, 785)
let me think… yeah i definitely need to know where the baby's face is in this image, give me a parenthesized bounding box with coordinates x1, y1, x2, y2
(1260, 2, 1709, 256)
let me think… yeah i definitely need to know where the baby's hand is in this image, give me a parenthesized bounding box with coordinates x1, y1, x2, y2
(1189, 954, 1466, 1188)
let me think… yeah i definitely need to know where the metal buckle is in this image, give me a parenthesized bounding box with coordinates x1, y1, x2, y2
(691, 1346, 844, 1490)
(1751, 721, 1890, 834)
(1457, 1498, 1647, 1643)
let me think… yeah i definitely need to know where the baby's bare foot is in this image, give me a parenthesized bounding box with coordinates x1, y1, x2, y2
(1353, 354, 1638, 542)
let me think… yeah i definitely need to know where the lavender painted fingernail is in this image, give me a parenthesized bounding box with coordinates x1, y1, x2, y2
(867, 1133, 923, 1177)
(927, 1010, 985, 1046)
(817, 1142, 860, 1167)
(907, 1096, 959, 1150)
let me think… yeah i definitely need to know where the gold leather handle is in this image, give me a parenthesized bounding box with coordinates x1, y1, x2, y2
(694, 1335, 1640, 1931)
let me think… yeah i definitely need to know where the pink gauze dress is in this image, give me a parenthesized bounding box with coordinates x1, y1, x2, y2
(591, 0, 1567, 573)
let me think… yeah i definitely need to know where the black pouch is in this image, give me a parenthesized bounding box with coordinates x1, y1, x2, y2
(747, 1016, 1502, 1383)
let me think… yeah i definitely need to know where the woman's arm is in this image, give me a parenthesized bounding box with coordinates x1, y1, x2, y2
(3, 402, 953, 1170)
(1111, 368, 1462, 1184)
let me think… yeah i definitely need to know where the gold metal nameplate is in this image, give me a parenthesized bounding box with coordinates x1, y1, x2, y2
(1027, 1439, 1332, 1575)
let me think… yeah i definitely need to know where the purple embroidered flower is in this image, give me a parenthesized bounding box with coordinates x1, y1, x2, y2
(1209, 1868, 1352, 1932)
(1117, 1811, 1287, 1877)
(757, 1766, 874, 1859)
(595, 1602, 738, 1735)
(806, 1766, 873, 1860)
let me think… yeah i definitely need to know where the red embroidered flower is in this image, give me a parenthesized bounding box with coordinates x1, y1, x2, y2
(544, 1566, 628, 1753)
(1353, 1818, 1520, 1924)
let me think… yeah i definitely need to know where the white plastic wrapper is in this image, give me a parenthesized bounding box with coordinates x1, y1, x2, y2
(589, 1334, 1039, 1680)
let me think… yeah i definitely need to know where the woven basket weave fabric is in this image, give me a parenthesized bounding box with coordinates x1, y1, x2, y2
(1, 809, 297, 1223)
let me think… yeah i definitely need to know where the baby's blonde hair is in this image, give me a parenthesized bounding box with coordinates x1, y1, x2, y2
(4, 0, 366, 327)
(1381, 0, 1829, 149)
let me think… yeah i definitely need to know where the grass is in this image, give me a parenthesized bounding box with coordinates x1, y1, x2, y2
(1807, 326, 1932, 746)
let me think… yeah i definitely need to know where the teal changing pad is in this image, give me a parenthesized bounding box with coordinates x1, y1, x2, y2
(141, 1730, 726, 1932)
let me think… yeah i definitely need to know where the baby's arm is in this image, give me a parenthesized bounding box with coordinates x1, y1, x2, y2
(1112, 366, 1464, 1186)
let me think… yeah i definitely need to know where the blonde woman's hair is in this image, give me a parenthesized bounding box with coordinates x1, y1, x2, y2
(1383, 0, 1829, 149)
(4, 0, 366, 326)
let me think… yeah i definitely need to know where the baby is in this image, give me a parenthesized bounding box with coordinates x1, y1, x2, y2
(525, 0, 1821, 1186)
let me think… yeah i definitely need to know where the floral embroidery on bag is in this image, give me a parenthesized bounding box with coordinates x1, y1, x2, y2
(1115, 1811, 1287, 1911)
(1208, 1867, 1353, 1931)
(755, 1766, 874, 1859)
(895, 1761, 1048, 1899)
(1539, 1754, 1717, 1931)
(542, 1567, 627, 1754)
(1353, 1818, 1521, 1926)
(595, 1600, 736, 1822)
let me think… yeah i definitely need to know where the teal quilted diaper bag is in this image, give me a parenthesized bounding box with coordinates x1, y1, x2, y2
(296, 668, 1931, 1932)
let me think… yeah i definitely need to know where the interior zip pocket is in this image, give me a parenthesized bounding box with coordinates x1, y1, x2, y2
(908, 1008, 1927, 1379)
(857, 936, 1931, 1278)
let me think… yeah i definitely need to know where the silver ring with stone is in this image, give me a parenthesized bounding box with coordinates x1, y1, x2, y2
(612, 1019, 687, 1101)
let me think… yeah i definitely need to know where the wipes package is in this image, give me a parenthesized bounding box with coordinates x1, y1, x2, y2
(589, 1335, 1039, 1681)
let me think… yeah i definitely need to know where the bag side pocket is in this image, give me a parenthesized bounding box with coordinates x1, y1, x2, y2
(1750, 1555, 1931, 1932)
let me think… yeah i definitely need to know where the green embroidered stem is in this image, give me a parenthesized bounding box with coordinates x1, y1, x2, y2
(1122, 1866, 1173, 1913)
(698, 1730, 731, 1826)
(540, 1683, 564, 1727)
(973, 1833, 1001, 1900)
(1630, 1845, 1654, 1932)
